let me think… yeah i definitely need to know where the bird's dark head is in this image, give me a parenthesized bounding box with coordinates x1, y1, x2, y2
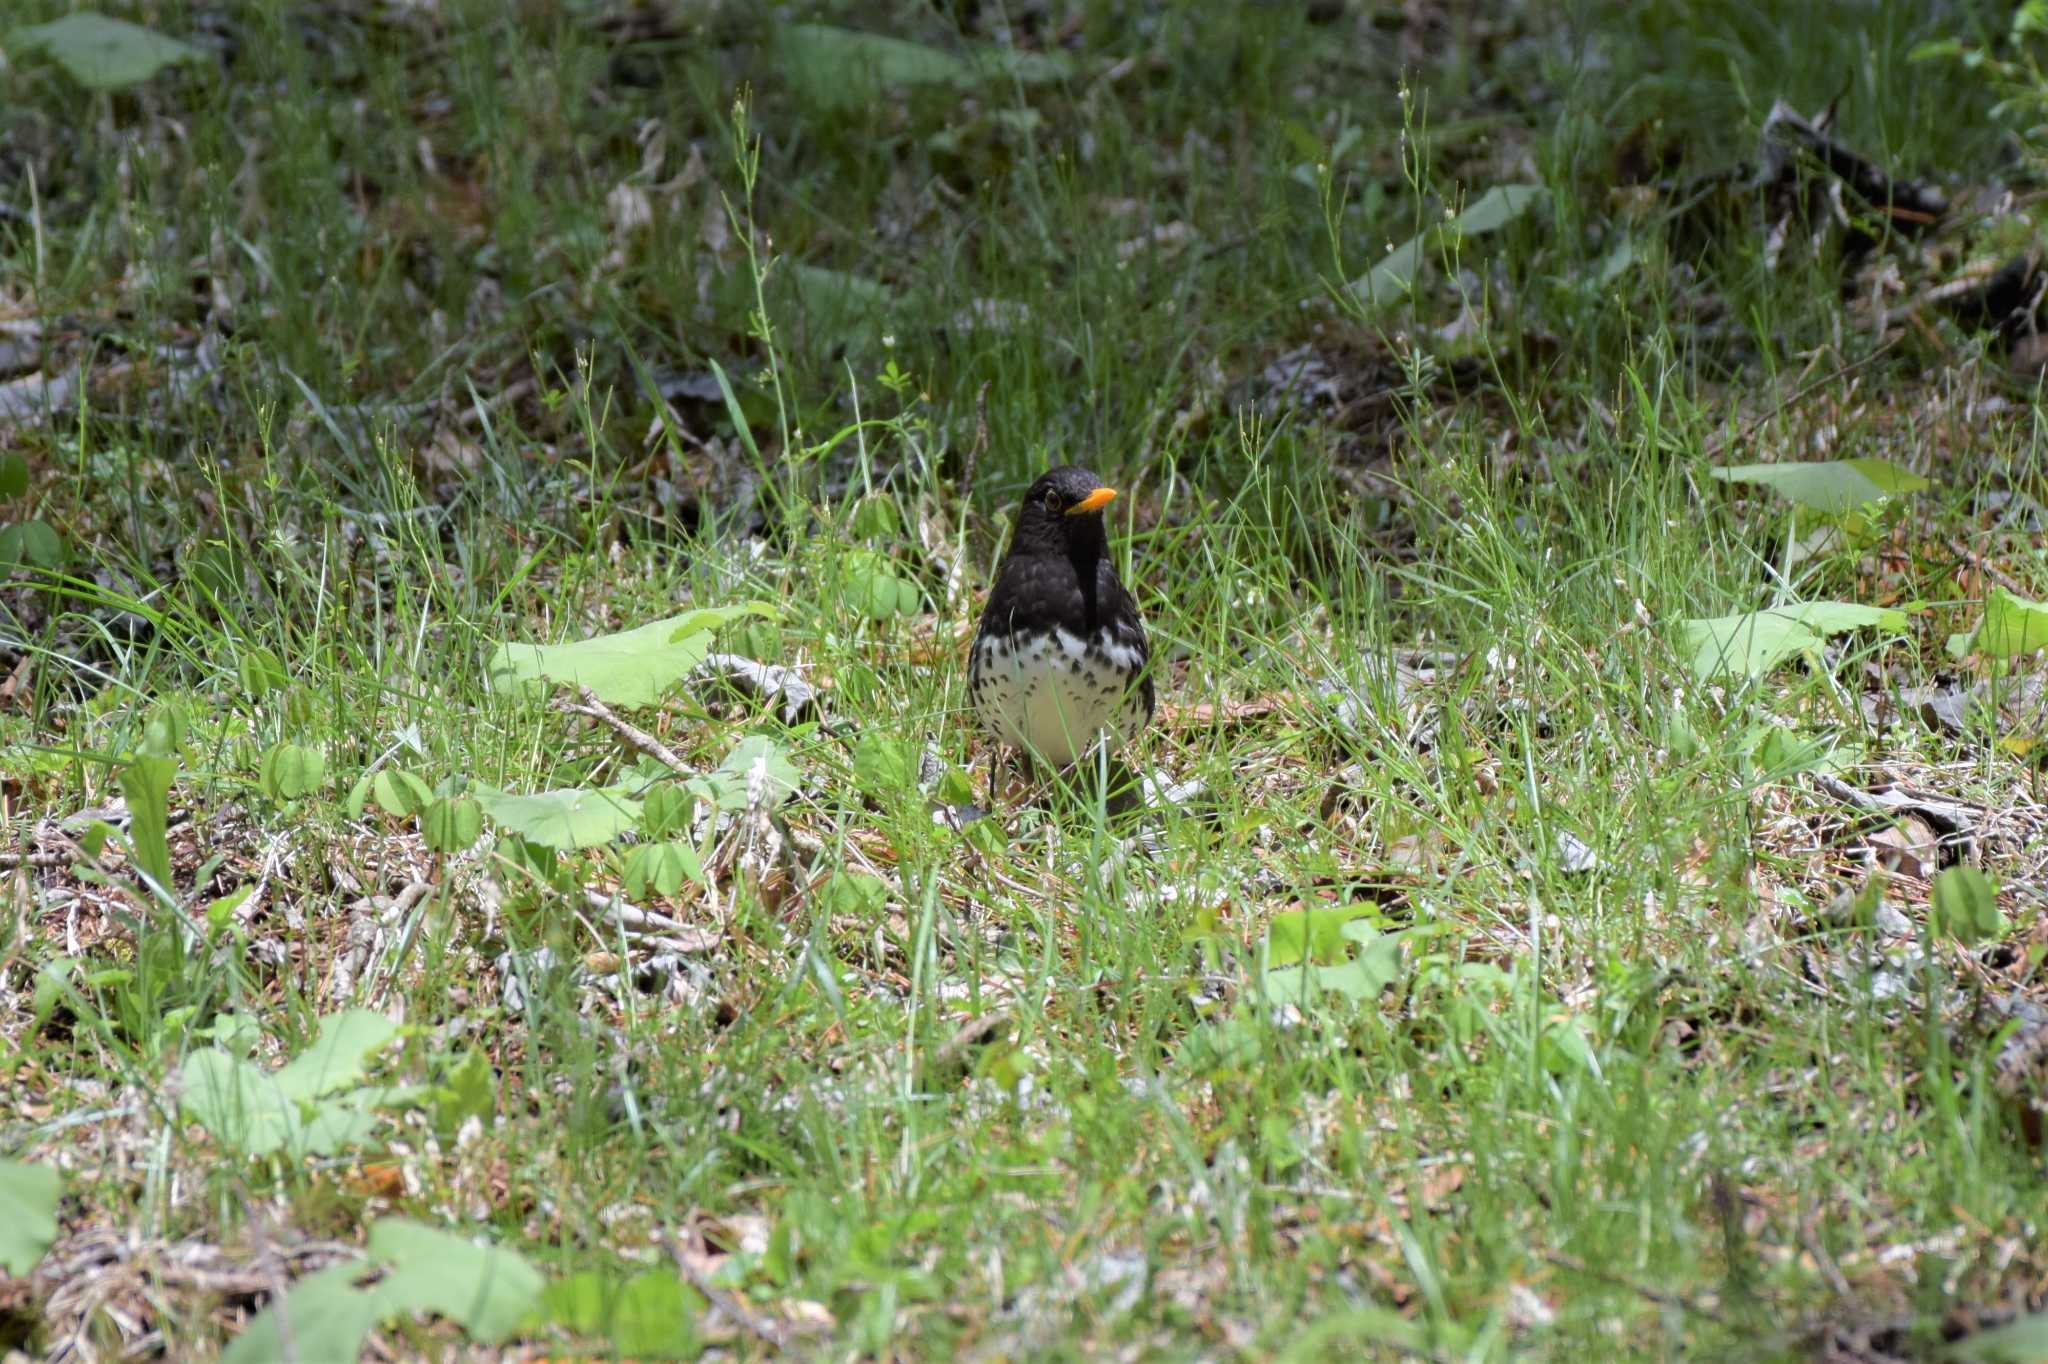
(1010, 465, 1118, 557)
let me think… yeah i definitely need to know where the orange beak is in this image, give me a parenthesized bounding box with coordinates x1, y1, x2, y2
(1066, 486, 1118, 516)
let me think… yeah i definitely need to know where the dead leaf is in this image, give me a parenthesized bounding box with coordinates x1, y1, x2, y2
(1158, 694, 1296, 729)
(1866, 815, 1938, 879)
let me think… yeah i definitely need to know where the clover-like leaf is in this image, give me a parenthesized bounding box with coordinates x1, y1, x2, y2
(623, 841, 706, 898)
(0, 519, 64, 570)
(1264, 904, 1377, 968)
(1931, 865, 2004, 946)
(844, 551, 922, 621)
(421, 796, 484, 853)
(259, 741, 327, 800)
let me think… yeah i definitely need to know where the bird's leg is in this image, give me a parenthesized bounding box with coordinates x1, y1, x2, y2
(984, 744, 1000, 807)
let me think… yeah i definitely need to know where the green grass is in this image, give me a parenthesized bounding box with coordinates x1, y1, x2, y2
(4, 0, 2048, 1359)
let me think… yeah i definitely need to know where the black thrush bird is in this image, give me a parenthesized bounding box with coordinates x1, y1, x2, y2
(968, 466, 1154, 769)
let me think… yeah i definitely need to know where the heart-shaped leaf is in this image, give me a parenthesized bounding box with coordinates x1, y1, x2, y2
(372, 769, 433, 818)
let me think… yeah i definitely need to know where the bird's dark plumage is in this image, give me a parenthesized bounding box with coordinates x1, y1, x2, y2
(968, 466, 1153, 766)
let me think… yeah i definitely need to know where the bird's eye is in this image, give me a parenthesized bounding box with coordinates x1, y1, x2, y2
(1043, 491, 1062, 512)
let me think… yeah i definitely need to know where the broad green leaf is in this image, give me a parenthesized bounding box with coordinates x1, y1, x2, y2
(31, 958, 81, 1032)
(182, 1012, 400, 1156)
(273, 1010, 402, 1103)
(10, 13, 204, 90)
(779, 22, 1068, 110)
(540, 1270, 705, 1358)
(1591, 236, 1639, 287)
(1709, 458, 1929, 514)
(1357, 238, 1427, 309)
(781, 265, 891, 350)
(180, 1049, 296, 1155)
(474, 785, 642, 849)
(1970, 587, 2048, 659)
(1749, 723, 1840, 779)
(432, 1049, 495, 1135)
(295, 1092, 391, 1156)
(1351, 183, 1547, 307)
(184, 540, 242, 602)
(204, 884, 254, 933)
(1679, 602, 1907, 679)
(1931, 865, 2004, 946)
(819, 871, 889, 918)
(0, 1159, 61, 1275)
(258, 741, 327, 800)
(1265, 905, 1376, 968)
(781, 24, 967, 109)
(851, 734, 919, 797)
(1539, 1013, 1600, 1076)
(486, 602, 778, 707)
(699, 736, 799, 811)
(972, 46, 1075, 84)
(1306, 924, 1407, 1001)
(1948, 1313, 2048, 1362)
(0, 453, 27, 500)
(1450, 183, 1548, 235)
(421, 795, 483, 853)
(118, 752, 177, 894)
(218, 1262, 383, 1364)
(365, 1219, 546, 1343)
